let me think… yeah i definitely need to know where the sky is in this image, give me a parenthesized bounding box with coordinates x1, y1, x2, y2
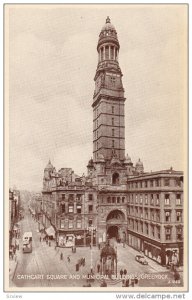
(7, 4, 187, 191)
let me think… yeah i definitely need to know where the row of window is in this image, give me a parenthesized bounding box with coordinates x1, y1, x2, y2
(99, 45, 118, 61)
(128, 177, 182, 189)
(128, 193, 182, 206)
(60, 203, 94, 214)
(128, 208, 182, 222)
(94, 128, 115, 140)
(61, 194, 93, 201)
(128, 207, 160, 222)
(95, 117, 116, 129)
(95, 106, 115, 118)
(100, 196, 126, 204)
(60, 218, 93, 229)
(128, 219, 183, 241)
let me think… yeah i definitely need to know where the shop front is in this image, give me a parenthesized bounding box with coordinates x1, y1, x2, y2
(57, 230, 96, 247)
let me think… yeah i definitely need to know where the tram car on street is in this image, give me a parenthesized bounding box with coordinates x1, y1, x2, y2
(22, 231, 32, 253)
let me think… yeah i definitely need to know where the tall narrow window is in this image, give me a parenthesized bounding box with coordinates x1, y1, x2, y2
(165, 211, 171, 222)
(176, 211, 182, 222)
(150, 194, 154, 205)
(68, 204, 74, 213)
(112, 140, 114, 148)
(112, 128, 114, 136)
(68, 219, 73, 229)
(176, 194, 181, 205)
(165, 227, 171, 240)
(77, 219, 82, 229)
(105, 46, 109, 59)
(156, 194, 160, 205)
(60, 219, 65, 229)
(176, 227, 182, 240)
(112, 117, 114, 126)
(112, 106, 114, 114)
(164, 194, 170, 205)
(111, 46, 114, 59)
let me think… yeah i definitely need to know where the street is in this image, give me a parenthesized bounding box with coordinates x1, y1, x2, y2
(12, 211, 183, 287)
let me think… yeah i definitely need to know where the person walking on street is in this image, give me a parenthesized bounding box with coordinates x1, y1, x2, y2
(60, 252, 63, 260)
(83, 257, 85, 266)
(120, 269, 123, 278)
(123, 269, 127, 276)
(67, 256, 71, 263)
(97, 263, 100, 273)
(125, 279, 129, 287)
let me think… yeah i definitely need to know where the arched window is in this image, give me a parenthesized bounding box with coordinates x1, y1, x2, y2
(112, 172, 119, 185)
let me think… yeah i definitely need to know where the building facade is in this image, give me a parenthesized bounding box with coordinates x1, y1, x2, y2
(41, 17, 184, 266)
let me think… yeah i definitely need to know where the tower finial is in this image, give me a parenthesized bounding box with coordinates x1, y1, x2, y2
(106, 16, 110, 23)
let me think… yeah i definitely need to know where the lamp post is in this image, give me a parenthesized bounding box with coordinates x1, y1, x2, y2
(88, 225, 97, 272)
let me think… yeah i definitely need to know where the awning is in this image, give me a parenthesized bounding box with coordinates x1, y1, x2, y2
(45, 226, 55, 237)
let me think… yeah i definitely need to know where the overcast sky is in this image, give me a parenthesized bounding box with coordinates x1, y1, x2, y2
(8, 4, 187, 191)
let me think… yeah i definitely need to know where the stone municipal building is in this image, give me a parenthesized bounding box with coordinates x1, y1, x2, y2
(41, 17, 184, 266)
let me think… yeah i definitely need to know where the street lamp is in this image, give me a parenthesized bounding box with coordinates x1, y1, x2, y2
(87, 225, 97, 272)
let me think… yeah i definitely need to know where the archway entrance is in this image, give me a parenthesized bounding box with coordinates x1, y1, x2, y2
(107, 226, 119, 239)
(106, 210, 126, 243)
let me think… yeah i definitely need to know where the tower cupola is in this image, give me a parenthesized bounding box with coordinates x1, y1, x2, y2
(97, 17, 120, 67)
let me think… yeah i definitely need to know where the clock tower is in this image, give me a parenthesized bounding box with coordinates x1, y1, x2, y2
(93, 17, 126, 164)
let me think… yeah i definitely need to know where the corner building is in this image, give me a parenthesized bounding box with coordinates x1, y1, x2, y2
(42, 18, 184, 266)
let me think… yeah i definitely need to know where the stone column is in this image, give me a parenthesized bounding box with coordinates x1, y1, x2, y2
(116, 49, 118, 61)
(103, 46, 105, 60)
(109, 45, 111, 60)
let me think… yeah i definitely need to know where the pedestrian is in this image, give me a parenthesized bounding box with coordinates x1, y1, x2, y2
(125, 279, 129, 287)
(134, 276, 138, 285)
(100, 279, 107, 287)
(98, 243, 100, 250)
(174, 270, 180, 281)
(83, 257, 85, 266)
(120, 269, 123, 278)
(60, 252, 63, 260)
(131, 279, 135, 287)
(80, 258, 83, 266)
(123, 269, 127, 276)
(97, 263, 100, 273)
(46, 240, 48, 245)
(67, 256, 70, 263)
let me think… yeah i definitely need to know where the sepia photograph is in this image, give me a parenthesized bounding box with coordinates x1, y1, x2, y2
(4, 4, 188, 292)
